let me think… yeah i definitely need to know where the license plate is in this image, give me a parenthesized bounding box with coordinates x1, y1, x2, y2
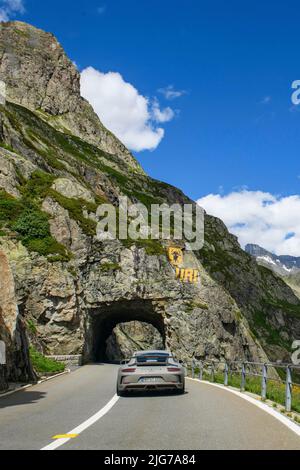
(139, 377, 161, 383)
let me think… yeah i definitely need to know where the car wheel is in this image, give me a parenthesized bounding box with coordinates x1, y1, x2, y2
(117, 385, 126, 397)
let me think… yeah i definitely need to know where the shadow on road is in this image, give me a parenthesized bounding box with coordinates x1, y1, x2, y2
(0, 390, 47, 408)
(121, 390, 189, 398)
(86, 362, 118, 366)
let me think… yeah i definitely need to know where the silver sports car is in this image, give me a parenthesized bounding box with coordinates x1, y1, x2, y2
(116, 350, 185, 396)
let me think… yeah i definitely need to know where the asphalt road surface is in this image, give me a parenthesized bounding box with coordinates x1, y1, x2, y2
(0, 364, 299, 450)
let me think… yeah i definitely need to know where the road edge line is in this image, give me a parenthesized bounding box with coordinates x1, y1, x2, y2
(40, 393, 120, 450)
(187, 378, 300, 437)
(0, 370, 71, 399)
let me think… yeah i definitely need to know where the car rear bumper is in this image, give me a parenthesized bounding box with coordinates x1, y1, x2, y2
(118, 381, 184, 392)
(119, 384, 183, 392)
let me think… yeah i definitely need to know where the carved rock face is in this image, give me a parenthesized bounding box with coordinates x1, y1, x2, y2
(0, 237, 269, 371)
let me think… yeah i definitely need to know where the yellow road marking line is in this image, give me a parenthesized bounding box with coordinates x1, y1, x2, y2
(52, 434, 78, 439)
(42, 394, 119, 450)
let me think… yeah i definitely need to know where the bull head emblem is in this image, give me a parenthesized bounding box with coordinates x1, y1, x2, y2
(168, 247, 183, 266)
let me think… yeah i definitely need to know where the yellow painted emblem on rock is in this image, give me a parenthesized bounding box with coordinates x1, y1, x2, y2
(175, 267, 200, 284)
(168, 246, 200, 283)
(168, 247, 183, 266)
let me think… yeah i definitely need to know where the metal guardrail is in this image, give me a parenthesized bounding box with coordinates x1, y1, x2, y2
(119, 355, 300, 413)
(185, 360, 300, 412)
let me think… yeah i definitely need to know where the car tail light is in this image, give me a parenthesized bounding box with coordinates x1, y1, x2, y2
(122, 368, 136, 373)
(167, 367, 181, 372)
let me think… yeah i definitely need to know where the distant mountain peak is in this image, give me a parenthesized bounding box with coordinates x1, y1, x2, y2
(245, 244, 300, 276)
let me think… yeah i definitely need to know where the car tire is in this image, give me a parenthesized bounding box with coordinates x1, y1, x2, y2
(117, 386, 126, 397)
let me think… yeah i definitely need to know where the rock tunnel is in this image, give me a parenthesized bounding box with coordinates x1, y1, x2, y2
(86, 300, 166, 362)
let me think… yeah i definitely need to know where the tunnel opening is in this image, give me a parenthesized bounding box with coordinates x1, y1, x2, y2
(105, 321, 164, 362)
(89, 300, 166, 363)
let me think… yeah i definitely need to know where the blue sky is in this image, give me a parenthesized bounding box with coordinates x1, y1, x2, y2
(3, 0, 300, 255)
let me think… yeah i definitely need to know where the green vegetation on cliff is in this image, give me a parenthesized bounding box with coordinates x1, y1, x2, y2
(0, 189, 70, 261)
(29, 346, 65, 374)
(2, 102, 166, 207)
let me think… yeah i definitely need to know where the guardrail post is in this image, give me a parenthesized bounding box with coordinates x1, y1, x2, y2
(199, 362, 203, 380)
(198, 361, 203, 380)
(211, 362, 215, 382)
(241, 363, 246, 391)
(224, 363, 229, 386)
(285, 366, 292, 412)
(261, 363, 268, 401)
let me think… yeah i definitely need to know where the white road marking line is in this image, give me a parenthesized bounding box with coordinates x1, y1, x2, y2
(187, 378, 300, 437)
(40, 394, 120, 450)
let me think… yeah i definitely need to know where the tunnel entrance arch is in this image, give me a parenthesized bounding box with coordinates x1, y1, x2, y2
(87, 300, 166, 362)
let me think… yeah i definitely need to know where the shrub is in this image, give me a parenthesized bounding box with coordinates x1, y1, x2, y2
(0, 191, 70, 260)
(0, 190, 24, 224)
(12, 209, 50, 240)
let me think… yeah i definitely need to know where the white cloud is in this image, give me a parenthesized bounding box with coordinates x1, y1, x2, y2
(158, 85, 186, 100)
(151, 98, 175, 123)
(0, 0, 25, 22)
(81, 67, 175, 152)
(197, 190, 300, 256)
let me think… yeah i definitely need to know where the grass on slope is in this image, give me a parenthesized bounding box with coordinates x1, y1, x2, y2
(29, 346, 65, 374)
(2, 102, 168, 203)
(0, 102, 186, 257)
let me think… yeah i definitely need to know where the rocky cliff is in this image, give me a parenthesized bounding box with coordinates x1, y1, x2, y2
(0, 21, 299, 389)
(0, 21, 141, 172)
(0, 247, 34, 389)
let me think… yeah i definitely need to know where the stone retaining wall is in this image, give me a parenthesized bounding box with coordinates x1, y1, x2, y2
(45, 355, 83, 366)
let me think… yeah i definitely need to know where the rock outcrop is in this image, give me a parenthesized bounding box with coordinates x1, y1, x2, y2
(0, 21, 299, 389)
(0, 21, 142, 172)
(0, 248, 34, 388)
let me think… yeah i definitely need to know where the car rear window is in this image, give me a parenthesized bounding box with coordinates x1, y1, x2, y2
(136, 354, 170, 365)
